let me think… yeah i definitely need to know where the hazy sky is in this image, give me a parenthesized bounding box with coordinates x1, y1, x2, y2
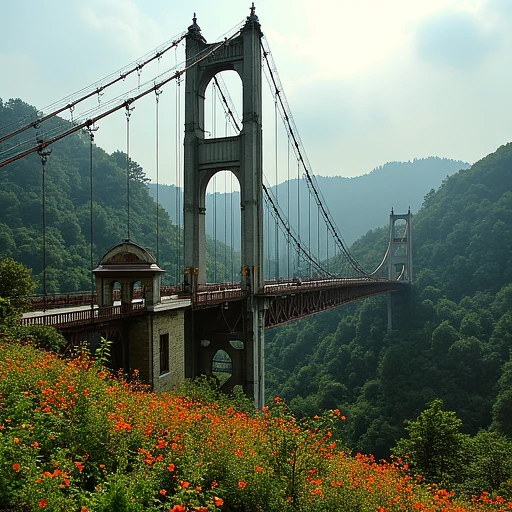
(2, 0, 512, 185)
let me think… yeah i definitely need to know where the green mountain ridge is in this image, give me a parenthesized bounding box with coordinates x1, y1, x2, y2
(266, 142, 512, 459)
(149, 157, 469, 251)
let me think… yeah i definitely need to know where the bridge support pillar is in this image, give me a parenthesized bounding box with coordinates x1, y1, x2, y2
(387, 208, 413, 331)
(182, 8, 266, 407)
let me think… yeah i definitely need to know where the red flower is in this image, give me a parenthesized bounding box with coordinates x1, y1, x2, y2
(238, 480, 247, 489)
(255, 465, 263, 473)
(38, 500, 47, 508)
(167, 463, 175, 472)
(170, 505, 186, 512)
(159, 489, 167, 495)
(213, 496, 224, 506)
(12, 463, 20, 472)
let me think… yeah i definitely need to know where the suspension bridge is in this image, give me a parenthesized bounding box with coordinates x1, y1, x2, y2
(1, 5, 411, 407)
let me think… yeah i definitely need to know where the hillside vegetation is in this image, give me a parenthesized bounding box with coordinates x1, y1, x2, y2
(1, 337, 510, 511)
(0, 98, 235, 292)
(266, 142, 512, 461)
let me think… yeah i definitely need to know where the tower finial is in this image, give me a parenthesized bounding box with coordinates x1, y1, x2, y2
(193, 12, 197, 24)
(250, 3, 256, 16)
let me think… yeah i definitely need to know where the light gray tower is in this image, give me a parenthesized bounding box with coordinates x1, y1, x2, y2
(387, 208, 413, 330)
(182, 7, 266, 406)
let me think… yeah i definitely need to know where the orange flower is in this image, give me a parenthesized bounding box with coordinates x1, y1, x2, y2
(32, 441, 39, 447)
(81, 507, 88, 512)
(13, 437, 20, 444)
(255, 465, 263, 473)
(180, 480, 190, 489)
(12, 463, 20, 472)
(166, 463, 175, 472)
(333, 409, 341, 416)
(238, 480, 247, 489)
(156, 438, 168, 449)
(38, 500, 47, 508)
(213, 496, 224, 506)
(170, 505, 186, 512)
(74, 461, 84, 472)
(340, 415, 346, 421)
(159, 489, 167, 495)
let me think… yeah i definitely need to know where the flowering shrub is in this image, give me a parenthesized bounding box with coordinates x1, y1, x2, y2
(0, 337, 511, 511)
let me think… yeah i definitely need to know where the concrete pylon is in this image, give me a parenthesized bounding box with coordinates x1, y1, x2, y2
(387, 208, 413, 330)
(182, 7, 266, 407)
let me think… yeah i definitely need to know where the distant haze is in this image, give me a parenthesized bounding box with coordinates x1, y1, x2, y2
(149, 156, 469, 252)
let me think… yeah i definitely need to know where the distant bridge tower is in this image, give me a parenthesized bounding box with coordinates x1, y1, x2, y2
(387, 208, 413, 330)
(182, 7, 266, 406)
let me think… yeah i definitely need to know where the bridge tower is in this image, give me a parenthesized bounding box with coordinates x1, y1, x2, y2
(387, 208, 413, 330)
(182, 7, 266, 406)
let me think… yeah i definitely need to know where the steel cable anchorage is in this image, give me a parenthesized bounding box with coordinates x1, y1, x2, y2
(261, 35, 379, 278)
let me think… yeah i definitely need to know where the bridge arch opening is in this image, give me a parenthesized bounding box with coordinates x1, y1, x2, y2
(205, 170, 241, 284)
(212, 349, 233, 386)
(112, 281, 121, 304)
(204, 71, 242, 139)
(392, 219, 407, 242)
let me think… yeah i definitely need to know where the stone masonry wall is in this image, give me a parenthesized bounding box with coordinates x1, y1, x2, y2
(152, 309, 186, 393)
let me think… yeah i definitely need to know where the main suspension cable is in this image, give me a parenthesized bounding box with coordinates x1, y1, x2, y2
(261, 35, 370, 277)
(0, 33, 187, 145)
(0, 30, 241, 169)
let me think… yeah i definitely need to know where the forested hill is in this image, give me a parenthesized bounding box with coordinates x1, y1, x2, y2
(149, 157, 468, 248)
(265, 142, 512, 459)
(0, 98, 234, 292)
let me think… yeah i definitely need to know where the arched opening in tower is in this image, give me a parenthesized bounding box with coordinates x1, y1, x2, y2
(205, 170, 241, 284)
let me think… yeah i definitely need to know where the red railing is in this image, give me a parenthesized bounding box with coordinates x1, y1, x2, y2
(21, 303, 145, 328)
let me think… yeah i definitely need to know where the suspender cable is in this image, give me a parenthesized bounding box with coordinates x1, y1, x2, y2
(224, 172, 227, 282)
(308, 189, 311, 277)
(125, 105, 134, 240)
(87, 125, 98, 308)
(37, 143, 51, 314)
(296, 158, 300, 276)
(175, 51, 180, 285)
(155, 89, 162, 263)
(230, 173, 234, 283)
(212, 81, 217, 283)
(274, 98, 279, 280)
(287, 140, 290, 279)
(317, 204, 321, 265)
(326, 223, 329, 274)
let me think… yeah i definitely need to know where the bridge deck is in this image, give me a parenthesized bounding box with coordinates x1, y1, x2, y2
(23, 278, 408, 329)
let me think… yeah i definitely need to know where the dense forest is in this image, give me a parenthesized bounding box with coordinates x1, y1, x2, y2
(2, 97, 512, 483)
(0, 98, 236, 292)
(265, 141, 512, 462)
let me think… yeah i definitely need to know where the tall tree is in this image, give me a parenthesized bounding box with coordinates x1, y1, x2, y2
(392, 399, 469, 487)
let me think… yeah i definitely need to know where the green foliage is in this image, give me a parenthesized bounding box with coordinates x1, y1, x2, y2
(492, 359, 512, 437)
(266, 141, 512, 472)
(0, 297, 18, 326)
(462, 431, 512, 498)
(0, 257, 36, 312)
(392, 399, 469, 487)
(0, 98, 237, 291)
